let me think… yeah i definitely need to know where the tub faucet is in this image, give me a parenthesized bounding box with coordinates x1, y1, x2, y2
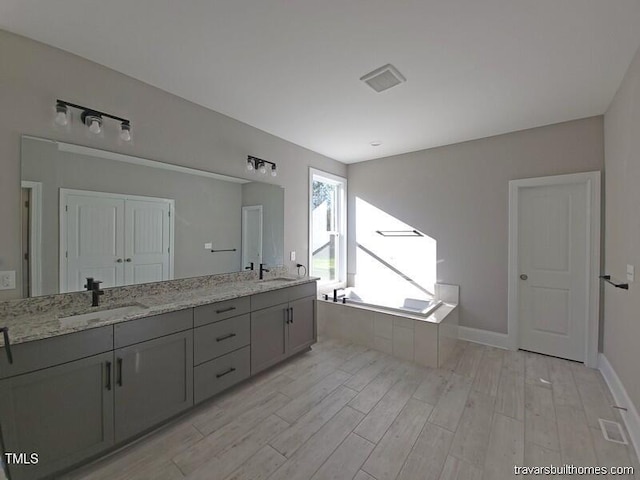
(333, 288, 346, 303)
(259, 263, 270, 280)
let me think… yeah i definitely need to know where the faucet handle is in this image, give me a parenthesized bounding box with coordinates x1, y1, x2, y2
(84, 277, 95, 290)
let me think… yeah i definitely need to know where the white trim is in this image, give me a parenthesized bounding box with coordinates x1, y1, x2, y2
(60, 188, 175, 292)
(241, 205, 263, 269)
(507, 171, 601, 367)
(458, 326, 511, 349)
(21, 181, 43, 296)
(23, 135, 249, 184)
(309, 168, 347, 289)
(598, 353, 640, 461)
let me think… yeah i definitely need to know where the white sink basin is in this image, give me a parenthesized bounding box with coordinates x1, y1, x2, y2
(259, 277, 297, 283)
(59, 304, 148, 328)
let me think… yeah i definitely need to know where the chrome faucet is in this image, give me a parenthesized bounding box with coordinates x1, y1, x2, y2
(85, 277, 104, 307)
(259, 263, 270, 280)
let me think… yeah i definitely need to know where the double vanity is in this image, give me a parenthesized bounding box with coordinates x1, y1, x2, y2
(0, 272, 317, 480)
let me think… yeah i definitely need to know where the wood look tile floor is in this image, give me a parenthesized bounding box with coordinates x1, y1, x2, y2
(64, 338, 639, 480)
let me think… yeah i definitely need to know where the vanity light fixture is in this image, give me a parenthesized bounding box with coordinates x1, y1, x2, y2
(54, 100, 133, 142)
(247, 155, 277, 177)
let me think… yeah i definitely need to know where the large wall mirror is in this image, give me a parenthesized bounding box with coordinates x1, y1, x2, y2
(20, 136, 284, 298)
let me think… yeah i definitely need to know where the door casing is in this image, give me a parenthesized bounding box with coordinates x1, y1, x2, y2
(508, 171, 601, 367)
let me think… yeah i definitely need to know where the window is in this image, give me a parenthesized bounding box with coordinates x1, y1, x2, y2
(309, 169, 347, 287)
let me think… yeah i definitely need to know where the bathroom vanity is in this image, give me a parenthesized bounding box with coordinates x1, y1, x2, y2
(0, 275, 317, 480)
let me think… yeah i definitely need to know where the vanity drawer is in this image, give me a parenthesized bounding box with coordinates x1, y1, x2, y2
(114, 309, 193, 348)
(0, 326, 113, 379)
(194, 346, 250, 404)
(289, 282, 317, 301)
(194, 314, 250, 365)
(194, 297, 250, 327)
(251, 288, 289, 311)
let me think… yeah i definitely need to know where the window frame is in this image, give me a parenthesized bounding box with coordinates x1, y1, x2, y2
(308, 168, 347, 291)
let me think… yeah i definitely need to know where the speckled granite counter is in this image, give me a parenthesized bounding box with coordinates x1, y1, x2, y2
(0, 269, 318, 347)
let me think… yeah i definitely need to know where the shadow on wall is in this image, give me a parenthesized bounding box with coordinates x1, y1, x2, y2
(354, 197, 437, 302)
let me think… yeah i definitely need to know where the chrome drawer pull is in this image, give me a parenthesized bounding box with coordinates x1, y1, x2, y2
(216, 333, 237, 342)
(215, 306, 236, 314)
(216, 367, 236, 378)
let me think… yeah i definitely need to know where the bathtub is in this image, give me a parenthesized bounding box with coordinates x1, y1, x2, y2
(317, 284, 459, 368)
(341, 287, 442, 318)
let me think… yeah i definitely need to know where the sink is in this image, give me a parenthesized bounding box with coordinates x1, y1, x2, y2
(259, 277, 297, 282)
(59, 303, 149, 328)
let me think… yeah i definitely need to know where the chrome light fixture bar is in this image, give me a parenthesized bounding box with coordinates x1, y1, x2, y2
(247, 155, 277, 177)
(54, 99, 132, 142)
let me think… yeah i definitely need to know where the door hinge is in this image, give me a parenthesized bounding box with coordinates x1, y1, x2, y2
(24, 252, 29, 261)
(168, 211, 171, 218)
(24, 200, 29, 208)
(65, 205, 68, 212)
(65, 251, 68, 259)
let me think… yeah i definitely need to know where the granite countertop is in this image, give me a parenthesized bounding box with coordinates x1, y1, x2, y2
(0, 275, 318, 347)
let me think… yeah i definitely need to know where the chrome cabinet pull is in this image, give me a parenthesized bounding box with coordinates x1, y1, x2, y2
(520, 274, 528, 280)
(125, 258, 132, 263)
(216, 367, 236, 379)
(116, 258, 123, 263)
(216, 333, 237, 342)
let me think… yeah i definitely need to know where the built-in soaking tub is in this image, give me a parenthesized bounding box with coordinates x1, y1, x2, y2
(317, 284, 459, 368)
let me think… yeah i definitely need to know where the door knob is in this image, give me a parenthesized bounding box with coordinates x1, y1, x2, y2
(520, 274, 528, 280)
(116, 258, 123, 263)
(125, 258, 132, 263)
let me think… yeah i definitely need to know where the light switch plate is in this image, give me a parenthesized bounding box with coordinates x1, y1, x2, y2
(290, 251, 296, 261)
(0, 271, 16, 290)
(204, 243, 212, 250)
(627, 264, 635, 283)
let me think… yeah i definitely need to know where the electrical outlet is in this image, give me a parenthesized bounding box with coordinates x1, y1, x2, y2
(204, 243, 212, 250)
(290, 251, 296, 261)
(627, 264, 635, 283)
(0, 271, 16, 290)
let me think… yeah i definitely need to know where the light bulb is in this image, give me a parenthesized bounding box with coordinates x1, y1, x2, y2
(89, 119, 101, 134)
(55, 110, 69, 126)
(247, 160, 254, 171)
(258, 163, 267, 174)
(119, 123, 132, 142)
(271, 165, 277, 177)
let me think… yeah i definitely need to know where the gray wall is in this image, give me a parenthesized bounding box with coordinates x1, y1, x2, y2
(0, 29, 346, 301)
(242, 182, 284, 267)
(347, 117, 604, 334)
(603, 45, 640, 413)
(22, 137, 246, 295)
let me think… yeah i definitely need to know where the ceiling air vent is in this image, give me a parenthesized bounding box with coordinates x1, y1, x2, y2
(360, 64, 406, 93)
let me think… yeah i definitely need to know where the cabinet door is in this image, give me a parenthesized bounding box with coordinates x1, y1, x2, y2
(114, 330, 193, 443)
(288, 296, 316, 355)
(0, 352, 114, 480)
(250, 303, 288, 374)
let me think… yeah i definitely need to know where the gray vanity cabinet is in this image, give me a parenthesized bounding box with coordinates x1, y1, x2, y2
(114, 330, 193, 442)
(0, 351, 114, 480)
(288, 295, 316, 355)
(250, 283, 317, 374)
(250, 302, 289, 374)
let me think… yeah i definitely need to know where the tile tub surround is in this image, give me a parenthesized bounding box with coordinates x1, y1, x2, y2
(0, 267, 315, 346)
(317, 285, 460, 368)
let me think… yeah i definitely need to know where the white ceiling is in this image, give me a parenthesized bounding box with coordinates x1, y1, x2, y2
(2, 1, 640, 163)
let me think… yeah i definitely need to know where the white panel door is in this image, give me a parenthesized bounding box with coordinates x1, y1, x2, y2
(242, 205, 262, 269)
(518, 182, 588, 361)
(124, 199, 172, 285)
(64, 193, 125, 292)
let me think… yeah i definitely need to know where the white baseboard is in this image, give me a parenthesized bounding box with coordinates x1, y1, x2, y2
(458, 326, 511, 350)
(598, 353, 640, 461)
